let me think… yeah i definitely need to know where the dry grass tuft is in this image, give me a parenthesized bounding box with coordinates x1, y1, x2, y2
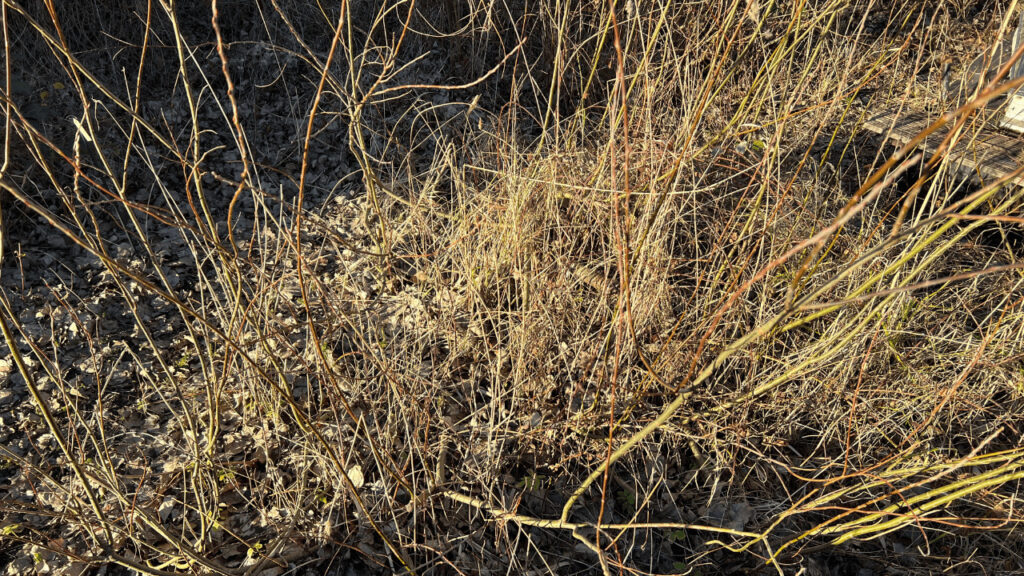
(1, 0, 1023, 574)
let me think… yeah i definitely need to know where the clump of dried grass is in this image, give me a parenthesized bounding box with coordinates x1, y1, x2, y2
(1, 0, 1023, 574)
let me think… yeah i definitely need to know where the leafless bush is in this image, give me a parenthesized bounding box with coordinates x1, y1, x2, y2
(1, 1, 1023, 574)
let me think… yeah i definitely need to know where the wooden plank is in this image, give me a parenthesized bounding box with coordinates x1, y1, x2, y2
(862, 29, 1024, 186)
(863, 105, 1024, 185)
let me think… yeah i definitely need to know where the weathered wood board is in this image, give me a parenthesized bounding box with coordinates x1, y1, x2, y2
(863, 105, 1024, 186)
(860, 24, 1024, 186)
(863, 30, 1024, 186)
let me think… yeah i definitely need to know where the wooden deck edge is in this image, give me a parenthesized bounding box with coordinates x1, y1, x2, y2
(862, 106, 1024, 187)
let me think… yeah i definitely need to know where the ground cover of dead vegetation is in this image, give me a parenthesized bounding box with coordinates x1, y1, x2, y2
(1, 0, 1023, 575)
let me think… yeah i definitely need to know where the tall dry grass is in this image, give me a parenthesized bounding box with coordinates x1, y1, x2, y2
(1, 0, 1023, 574)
